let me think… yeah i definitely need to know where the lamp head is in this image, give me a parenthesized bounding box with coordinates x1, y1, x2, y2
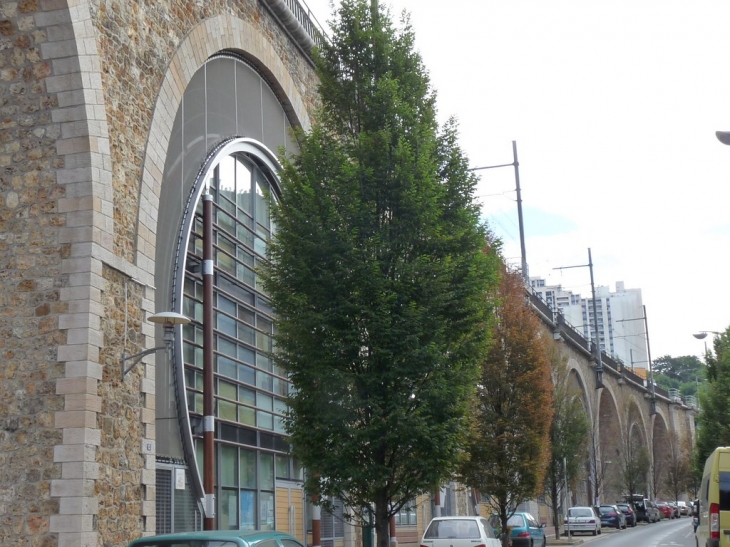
(149, 311, 191, 326)
(693, 332, 708, 340)
(717, 131, 730, 145)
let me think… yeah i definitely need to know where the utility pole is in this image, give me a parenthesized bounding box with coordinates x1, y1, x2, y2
(554, 248, 603, 388)
(470, 141, 528, 281)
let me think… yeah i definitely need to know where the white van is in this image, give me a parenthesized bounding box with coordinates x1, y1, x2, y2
(697, 446, 730, 547)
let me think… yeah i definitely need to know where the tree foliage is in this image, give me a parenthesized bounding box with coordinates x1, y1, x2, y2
(653, 354, 706, 397)
(663, 430, 692, 504)
(459, 268, 554, 547)
(695, 328, 730, 475)
(543, 346, 589, 539)
(262, 2, 501, 547)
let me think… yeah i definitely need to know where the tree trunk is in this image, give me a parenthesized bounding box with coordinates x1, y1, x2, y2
(375, 497, 391, 547)
(550, 482, 560, 540)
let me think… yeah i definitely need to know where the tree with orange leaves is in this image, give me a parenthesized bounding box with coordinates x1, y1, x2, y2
(459, 267, 554, 547)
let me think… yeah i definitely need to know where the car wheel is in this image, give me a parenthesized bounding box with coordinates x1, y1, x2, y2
(598, 527, 601, 535)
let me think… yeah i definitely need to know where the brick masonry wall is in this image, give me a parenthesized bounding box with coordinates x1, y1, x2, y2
(0, 0, 318, 546)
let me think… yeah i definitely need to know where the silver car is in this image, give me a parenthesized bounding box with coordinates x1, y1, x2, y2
(422, 516, 501, 547)
(564, 506, 601, 536)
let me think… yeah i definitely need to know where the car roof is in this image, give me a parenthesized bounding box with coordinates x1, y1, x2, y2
(431, 516, 483, 520)
(127, 530, 300, 546)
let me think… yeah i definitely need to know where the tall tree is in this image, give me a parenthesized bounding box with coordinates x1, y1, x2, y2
(262, 2, 501, 547)
(663, 430, 691, 505)
(459, 268, 554, 547)
(616, 427, 650, 503)
(695, 328, 730, 474)
(542, 346, 589, 540)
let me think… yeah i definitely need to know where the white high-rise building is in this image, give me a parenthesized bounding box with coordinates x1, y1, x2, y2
(530, 278, 648, 370)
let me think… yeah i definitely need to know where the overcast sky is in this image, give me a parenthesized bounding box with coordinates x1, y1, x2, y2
(301, 0, 730, 362)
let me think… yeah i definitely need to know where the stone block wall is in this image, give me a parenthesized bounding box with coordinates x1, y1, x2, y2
(0, 0, 318, 546)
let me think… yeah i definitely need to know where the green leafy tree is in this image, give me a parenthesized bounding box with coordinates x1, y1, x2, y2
(262, 2, 501, 547)
(663, 430, 691, 505)
(695, 328, 730, 474)
(459, 268, 554, 547)
(543, 346, 589, 540)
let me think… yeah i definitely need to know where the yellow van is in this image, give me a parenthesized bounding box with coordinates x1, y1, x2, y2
(697, 446, 730, 547)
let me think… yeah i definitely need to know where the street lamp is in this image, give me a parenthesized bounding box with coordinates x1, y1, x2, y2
(470, 140, 528, 281)
(121, 311, 191, 377)
(716, 131, 730, 145)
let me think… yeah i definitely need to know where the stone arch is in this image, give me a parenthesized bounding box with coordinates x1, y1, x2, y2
(136, 13, 314, 283)
(651, 411, 670, 498)
(597, 385, 621, 503)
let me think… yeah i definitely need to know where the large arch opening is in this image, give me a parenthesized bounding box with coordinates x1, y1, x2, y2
(596, 388, 621, 504)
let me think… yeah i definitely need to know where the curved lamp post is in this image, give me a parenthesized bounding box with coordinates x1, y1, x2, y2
(121, 311, 190, 377)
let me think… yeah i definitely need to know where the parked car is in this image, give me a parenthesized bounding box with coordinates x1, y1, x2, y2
(676, 500, 689, 516)
(127, 530, 304, 547)
(598, 504, 626, 529)
(668, 502, 680, 519)
(422, 516, 501, 547)
(501, 512, 547, 547)
(616, 503, 637, 527)
(656, 502, 672, 519)
(564, 506, 601, 536)
(634, 498, 660, 523)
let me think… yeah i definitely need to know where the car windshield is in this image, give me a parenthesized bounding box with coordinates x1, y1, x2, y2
(506, 515, 525, 527)
(425, 520, 480, 539)
(599, 507, 613, 514)
(569, 508, 593, 518)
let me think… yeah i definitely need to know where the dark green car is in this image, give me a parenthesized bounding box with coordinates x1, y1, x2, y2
(127, 530, 306, 547)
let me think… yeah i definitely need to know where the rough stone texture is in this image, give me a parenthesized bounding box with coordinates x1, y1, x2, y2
(0, 0, 318, 546)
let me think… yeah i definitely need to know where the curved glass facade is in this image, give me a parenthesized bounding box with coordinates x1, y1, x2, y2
(179, 150, 296, 530)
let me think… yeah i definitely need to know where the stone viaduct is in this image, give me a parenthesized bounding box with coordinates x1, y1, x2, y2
(528, 291, 697, 506)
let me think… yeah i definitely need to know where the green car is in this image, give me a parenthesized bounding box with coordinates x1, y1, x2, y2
(126, 530, 306, 547)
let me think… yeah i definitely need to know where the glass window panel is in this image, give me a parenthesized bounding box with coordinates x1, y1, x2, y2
(257, 353, 272, 372)
(273, 377, 288, 397)
(217, 208, 236, 235)
(217, 336, 237, 358)
(257, 316, 273, 333)
(273, 398, 287, 416)
(260, 454, 274, 490)
(219, 380, 237, 400)
(221, 488, 238, 530)
(240, 490, 256, 531)
(239, 405, 255, 426)
(237, 222, 254, 247)
(185, 368, 203, 391)
(256, 331, 272, 352)
(258, 298, 273, 316)
(218, 156, 236, 203)
(257, 393, 273, 411)
(238, 263, 255, 288)
(183, 342, 200, 368)
(236, 156, 253, 215)
(239, 306, 255, 327)
(216, 249, 235, 275)
(219, 400, 237, 422)
(195, 440, 204, 483)
(218, 294, 237, 316)
(257, 411, 273, 431)
(255, 179, 270, 230)
(274, 414, 285, 434)
(257, 371, 274, 393)
(238, 345, 255, 365)
(239, 449, 256, 488)
(183, 323, 202, 344)
(259, 491, 274, 530)
(217, 355, 237, 379)
(217, 311, 237, 338)
(239, 387, 256, 404)
(221, 445, 238, 487)
(184, 278, 198, 298)
(238, 247, 255, 267)
(239, 364, 255, 386)
(239, 324, 255, 346)
(276, 454, 290, 479)
(253, 236, 267, 257)
(217, 273, 255, 305)
(218, 234, 235, 256)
